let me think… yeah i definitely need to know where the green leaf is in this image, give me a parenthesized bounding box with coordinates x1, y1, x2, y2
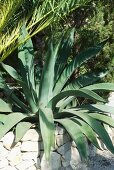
(56, 118, 88, 160)
(84, 83, 114, 91)
(0, 78, 30, 113)
(48, 89, 105, 109)
(54, 41, 106, 95)
(1, 63, 22, 82)
(63, 109, 114, 154)
(15, 122, 33, 143)
(64, 70, 108, 91)
(0, 99, 12, 112)
(18, 24, 35, 89)
(72, 118, 100, 149)
(56, 96, 75, 109)
(0, 112, 28, 139)
(79, 104, 114, 115)
(54, 28, 75, 82)
(0, 74, 30, 113)
(89, 113, 114, 127)
(0, 74, 8, 89)
(18, 25, 38, 113)
(39, 42, 60, 107)
(39, 108, 55, 160)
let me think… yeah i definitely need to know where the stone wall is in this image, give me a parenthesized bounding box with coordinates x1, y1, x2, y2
(0, 126, 87, 170)
(0, 93, 114, 170)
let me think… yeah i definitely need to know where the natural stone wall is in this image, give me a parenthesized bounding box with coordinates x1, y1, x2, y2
(0, 125, 114, 170)
(0, 93, 114, 170)
(0, 126, 86, 170)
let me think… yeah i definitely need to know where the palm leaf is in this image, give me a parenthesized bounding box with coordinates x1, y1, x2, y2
(0, 0, 90, 61)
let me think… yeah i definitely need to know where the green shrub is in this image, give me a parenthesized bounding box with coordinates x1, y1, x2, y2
(1, 26, 114, 161)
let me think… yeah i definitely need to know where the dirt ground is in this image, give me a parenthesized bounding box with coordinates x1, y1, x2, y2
(75, 149, 114, 170)
(88, 149, 114, 170)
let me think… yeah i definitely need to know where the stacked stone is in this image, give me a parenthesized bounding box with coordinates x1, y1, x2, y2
(0, 130, 40, 170)
(0, 126, 86, 170)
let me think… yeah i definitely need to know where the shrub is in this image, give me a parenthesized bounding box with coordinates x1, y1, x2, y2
(0, 26, 114, 161)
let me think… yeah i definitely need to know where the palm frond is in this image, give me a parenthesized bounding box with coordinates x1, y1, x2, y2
(0, 0, 90, 61)
(0, 0, 23, 32)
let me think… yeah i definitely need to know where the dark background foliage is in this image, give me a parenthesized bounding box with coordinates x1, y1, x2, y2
(32, 0, 114, 82)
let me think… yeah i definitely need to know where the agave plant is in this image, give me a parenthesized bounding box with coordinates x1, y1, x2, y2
(0, 0, 91, 61)
(1, 26, 114, 161)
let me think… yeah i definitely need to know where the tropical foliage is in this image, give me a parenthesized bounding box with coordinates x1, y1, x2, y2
(1, 26, 114, 161)
(60, 0, 114, 82)
(0, 0, 91, 61)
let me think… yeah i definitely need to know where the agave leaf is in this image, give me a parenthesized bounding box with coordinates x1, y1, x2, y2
(89, 113, 114, 127)
(18, 25, 38, 113)
(56, 96, 75, 109)
(39, 108, 55, 160)
(64, 70, 108, 91)
(39, 42, 60, 107)
(1, 63, 22, 82)
(5, 89, 30, 113)
(0, 74, 30, 112)
(63, 109, 114, 154)
(56, 118, 88, 160)
(0, 99, 12, 112)
(0, 78, 30, 113)
(79, 104, 114, 115)
(84, 83, 114, 91)
(35, 65, 42, 99)
(54, 41, 106, 95)
(0, 112, 28, 139)
(0, 74, 8, 89)
(54, 28, 75, 82)
(48, 89, 105, 109)
(18, 24, 35, 90)
(72, 118, 101, 149)
(15, 121, 33, 143)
